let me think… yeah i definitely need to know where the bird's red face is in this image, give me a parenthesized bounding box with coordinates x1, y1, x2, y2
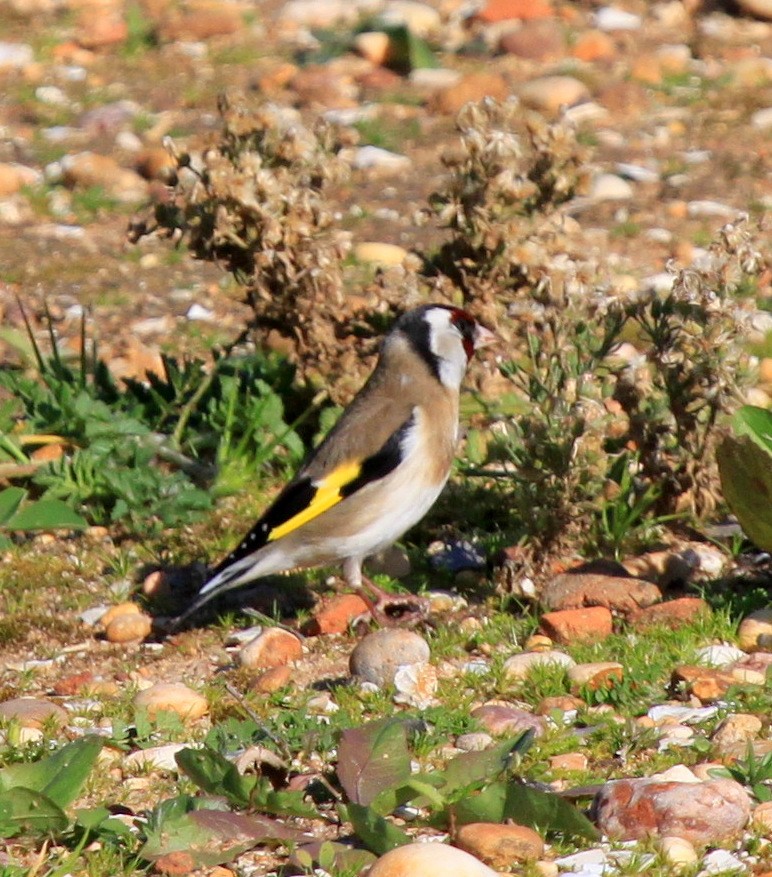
(449, 308, 495, 361)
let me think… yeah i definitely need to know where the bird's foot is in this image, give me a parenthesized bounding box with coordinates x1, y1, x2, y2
(359, 576, 429, 627)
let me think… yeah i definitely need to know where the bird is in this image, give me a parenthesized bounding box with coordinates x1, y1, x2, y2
(170, 303, 494, 629)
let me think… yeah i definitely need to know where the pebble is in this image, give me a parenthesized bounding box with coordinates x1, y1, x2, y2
(648, 704, 718, 724)
(302, 593, 370, 635)
(0, 697, 68, 729)
(349, 628, 430, 687)
(367, 841, 498, 877)
(239, 627, 303, 669)
(753, 801, 772, 836)
(567, 661, 624, 691)
(590, 173, 634, 201)
(593, 7, 642, 30)
(100, 602, 143, 627)
(615, 162, 660, 184)
(698, 849, 746, 875)
(519, 76, 590, 113)
(711, 713, 762, 755)
(104, 612, 153, 643)
(549, 751, 588, 771)
(428, 72, 509, 114)
(133, 682, 208, 721)
(658, 836, 698, 871)
(735, 0, 772, 19)
(737, 607, 772, 650)
(592, 777, 751, 844)
(124, 743, 186, 771)
(0, 42, 34, 69)
(628, 597, 709, 630)
(751, 107, 772, 129)
(695, 644, 746, 667)
(354, 242, 409, 266)
(351, 145, 412, 173)
(541, 572, 661, 614)
(539, 606, 613, 644)
(455, 822, 544, 867)
(252, 665, 293, 693)
(503, 649, 575, 680)
(687, 200, 737, 218)
(456, 732, 494, 751)
(472, 703, 547, 739)
(186, 303, 214, 321)
(393, 661, 438, 709)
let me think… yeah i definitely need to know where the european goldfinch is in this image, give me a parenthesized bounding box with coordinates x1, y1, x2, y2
(172, 304, 493, 628)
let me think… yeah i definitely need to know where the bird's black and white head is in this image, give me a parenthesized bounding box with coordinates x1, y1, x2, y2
(389, 304, 494, 390)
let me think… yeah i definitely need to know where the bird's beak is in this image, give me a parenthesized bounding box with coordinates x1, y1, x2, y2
(474, 324, 497, 350)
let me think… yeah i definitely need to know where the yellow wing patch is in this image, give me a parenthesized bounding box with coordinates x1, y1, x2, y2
(267, 459, 362, 542)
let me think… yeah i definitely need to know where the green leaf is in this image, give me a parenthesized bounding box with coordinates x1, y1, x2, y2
(140, 806, 309, 867)
(341, 803, 411, 855)
(451, 780, 598, 840)
(175, 747, 254, 808)
(337, 718, 411, 807)
(6, 498, 88, 531)
(378, 24, 438, 73)
(0, 487, 26, 526)
(731, 405, 772, 454)
(717, 432, 772, 552)
(441, 733, 533, 798)
(0, 737, 103, 808)
(0, 788, 69, 838)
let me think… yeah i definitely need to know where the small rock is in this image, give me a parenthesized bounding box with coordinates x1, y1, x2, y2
(0, 42, 34, 69)
(698, 849, 746, 875)
(124, 743, 186, 771)
(628, 597, 709, 630)
(350, 628, 430, 687)
(658, 836, 698, 871)
(549, 752, 588, 771)
(498, 21, 564, 61)
(0, 698, 68, 729)
(539, 606, 613, 644)
(457, 732, 494, 751)
(134, 682, 208, 721)
(394, 662, 438, 709)
(353, 31, 391, 66)
(571, 30, 616, 62)
(105, 612, 152, 643)
(158, 4, 243, 41)
(615, 162, 660, 184)
(428, 72, 509, 115)
(687, 200, 736, 219)
(303, 593, 371, 635)
(590, 173, 634, 201)
(239, 628, 303, 669)
(503, 650, 575, 680)
(732, 651, 772, 683)
(455, 822, 544, 868)
(568, 661, 624, 692)
(711, 714, 763, 755)
(751, 107, 772, 129)
(592, 777, 751, 844)
(100, 602, 143, 628)
(0, 162, 42, 197)
(737, 607, 772, 651)
(367, 841, 498, 876)
(471, 704, 546, 737)
(474, 0, 554, 22)
(251, 665, 293, 693)
(695, 644, 746, 667)
(351, 146, 412, 173)
(648, 704, 718, 725)
(53, 671, 95, 696)
(524, 633, 553, 651)
(354, 242, 409, 266)
(57, 152, 147, 202)
(541, 572, 660, 614)
(671, 665, 735, 703)
(753, 801, 772, 836)
(535, 694, 584, 716)
(519, 75, 589, 113)
(593, 6, 642, 30)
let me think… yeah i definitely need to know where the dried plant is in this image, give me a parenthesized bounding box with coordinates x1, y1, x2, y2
(130, 95, 365, 399)
(426, 96, 589, 326)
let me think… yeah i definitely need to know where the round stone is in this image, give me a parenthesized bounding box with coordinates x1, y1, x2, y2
(349, 629, 430, 687)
